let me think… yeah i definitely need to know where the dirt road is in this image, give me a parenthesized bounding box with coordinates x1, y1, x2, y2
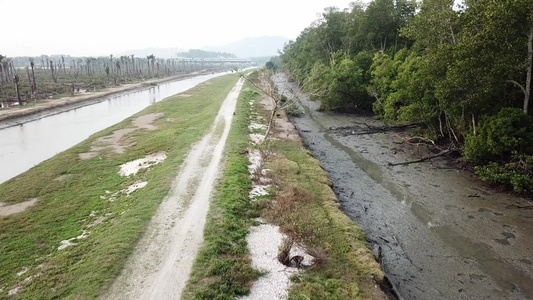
(102, 78, 244, 299)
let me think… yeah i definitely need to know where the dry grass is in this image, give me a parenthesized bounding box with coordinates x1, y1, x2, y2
(262, 139, 388, 299)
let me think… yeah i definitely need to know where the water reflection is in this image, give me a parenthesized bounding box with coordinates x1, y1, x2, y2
(0, 72, 226, 184)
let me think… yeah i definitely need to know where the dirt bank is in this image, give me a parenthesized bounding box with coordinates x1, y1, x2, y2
(277, 75, 533, 300)
(0, 71, 216, 130)
(101, 78, 244, 299)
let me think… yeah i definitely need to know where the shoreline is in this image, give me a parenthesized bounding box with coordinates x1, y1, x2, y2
(0, 70, 218, 130)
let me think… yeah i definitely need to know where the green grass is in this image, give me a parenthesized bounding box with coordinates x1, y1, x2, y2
(184, 85, 386, 299)
(0, 74, 240, 299)
(266, 140, 385, 300)
(182, 86, 262, 299)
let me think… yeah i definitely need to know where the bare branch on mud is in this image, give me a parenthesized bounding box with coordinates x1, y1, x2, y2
(330, 123, 422, 136)
(387, 150, 452, 166)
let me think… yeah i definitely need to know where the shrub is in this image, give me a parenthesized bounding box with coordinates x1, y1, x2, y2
(464, 107, 533, 163)
(475, 153, 533, 192)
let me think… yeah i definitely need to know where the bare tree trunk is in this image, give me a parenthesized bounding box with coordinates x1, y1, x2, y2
(13, 75, 22, 106)
(26, 67, 34, 97)
(110, 54, 114, 79)
(524, 25, 533, 114)
(50, 61, 57, 83)
(0, 62, 4, 86)
(30, 60, 37, 95)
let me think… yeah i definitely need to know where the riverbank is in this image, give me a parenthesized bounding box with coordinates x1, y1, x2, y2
(0, 74, 239, 298)
(0, 70, 221, 130)
(183, 81, 388, 299)
(278, 76, 533, 299)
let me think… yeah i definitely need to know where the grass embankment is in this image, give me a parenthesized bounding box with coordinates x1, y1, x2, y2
(0, 74, 240, 299)
(185, 86, 385, 299)
(182, 85, 261, 299)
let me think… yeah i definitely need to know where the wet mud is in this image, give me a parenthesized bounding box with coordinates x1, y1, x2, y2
(277, 76, 533, 300)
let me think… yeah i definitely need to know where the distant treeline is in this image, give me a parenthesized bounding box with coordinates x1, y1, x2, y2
(177, 49, 236, 59)
(277, 0, 533, 192)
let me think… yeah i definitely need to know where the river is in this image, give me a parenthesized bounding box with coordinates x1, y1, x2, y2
(276, 75, 533, 300)
(0, 72, 227, 185)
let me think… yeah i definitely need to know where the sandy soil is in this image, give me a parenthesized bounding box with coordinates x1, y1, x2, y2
(0, 198, 38, 216)
(101, 78, 244, 300)
(80, 113, 164, 160)
(276, 74, 533, 300)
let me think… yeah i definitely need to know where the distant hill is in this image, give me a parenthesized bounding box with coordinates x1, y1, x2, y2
(116, 47, 185, 59)
(119, 36, 289, 59)
(205, 36, 289, 58)
(177, 49, 236, 59)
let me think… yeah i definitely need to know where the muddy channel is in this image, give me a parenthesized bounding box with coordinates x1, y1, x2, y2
(276, 76, 533, 300)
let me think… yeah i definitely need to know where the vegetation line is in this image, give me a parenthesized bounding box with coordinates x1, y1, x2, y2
(277, 0, 533, 193)
(184, 72, 387, 299)
(0, 74, 239, 299)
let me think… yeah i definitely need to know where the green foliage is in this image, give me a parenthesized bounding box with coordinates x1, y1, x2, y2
(265, 60, 277, 70)
(464, 108, 533, 163)
(280, 0, 533, 188)
(307, 53, 371, 111)
(476, 154, 533, 192)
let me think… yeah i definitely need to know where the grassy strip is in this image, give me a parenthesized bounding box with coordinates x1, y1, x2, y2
(0, 74, 239, 299)
(265, 139, 386, 299)
(184, 85, 386, 299)
(182, 85, 262, 299)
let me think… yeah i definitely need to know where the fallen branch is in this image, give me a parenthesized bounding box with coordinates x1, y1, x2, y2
(387, 150, 451, 166)
(331, 123, 422, 136)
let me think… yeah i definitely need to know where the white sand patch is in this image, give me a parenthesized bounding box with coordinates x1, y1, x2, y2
(122, 181, 148, 195)
(247, 149, 263, 175)
(250, 185, 271, 199)
(88, 216, 106, 228)
(0, 198, 38, 216)
(118, 152, 167, 176)
(249, 123, 266, 131)
(250, 134, 265, 144)
(17, 267, 28, 277)
(8, 287, 20, 296)
(53, 174, 74, 181)
(57, 230, 90, 251)
(238, 224, 299, 300)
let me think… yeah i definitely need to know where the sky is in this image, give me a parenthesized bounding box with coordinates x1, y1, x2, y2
(0, 0, 367, 57)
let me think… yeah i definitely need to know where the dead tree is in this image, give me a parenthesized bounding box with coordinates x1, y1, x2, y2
(244, 68, 296, 142)
(29, 58, 37, 96)
(50, 61, 57, 83)
(13, 75, 22, 106)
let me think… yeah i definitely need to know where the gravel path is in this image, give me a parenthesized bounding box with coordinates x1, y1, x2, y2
(101, 78, 244, 300)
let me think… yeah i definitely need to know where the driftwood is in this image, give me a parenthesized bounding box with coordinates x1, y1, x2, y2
(387, 150, 451, 166)
(330, 123, 422, 136)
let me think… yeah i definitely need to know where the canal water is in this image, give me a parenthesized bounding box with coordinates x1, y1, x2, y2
(0, 72, 226, 184)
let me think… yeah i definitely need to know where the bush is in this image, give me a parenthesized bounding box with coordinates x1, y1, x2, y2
(464, 107, 533, 163)
(475, 153, 533, 192)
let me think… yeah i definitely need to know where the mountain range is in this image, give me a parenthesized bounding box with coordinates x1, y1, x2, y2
(119, 36, 289, 59)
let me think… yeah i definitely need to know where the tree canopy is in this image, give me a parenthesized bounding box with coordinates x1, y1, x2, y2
(279, 0, 533, 191)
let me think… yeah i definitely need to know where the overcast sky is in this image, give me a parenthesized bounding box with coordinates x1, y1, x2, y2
(1, 0, 369, 57)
